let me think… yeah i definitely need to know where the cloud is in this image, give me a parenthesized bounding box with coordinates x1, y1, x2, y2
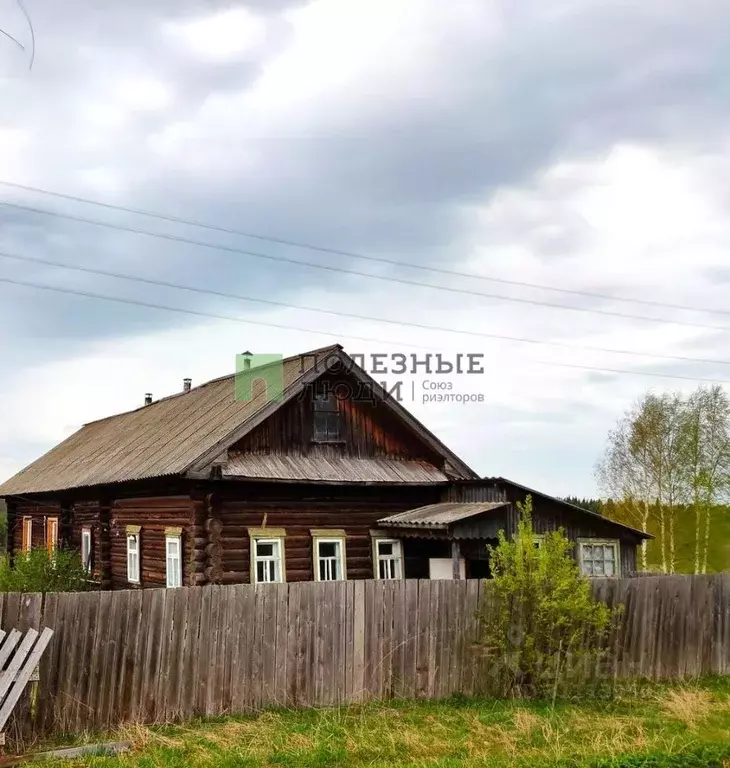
(1, 0, 730, 495)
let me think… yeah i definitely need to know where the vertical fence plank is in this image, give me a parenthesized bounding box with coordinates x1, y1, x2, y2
(180, 585, 202, 721)
(236, 585, 255, 714)
(195, 586, 213, 716)
(165, 586, 189, 723)
(352, 580, 365, 703)
(273, 583, 289, 708)
(87, 591, 113, 731)
(37, 591, 59, 737)
(284, 583, 301, 708)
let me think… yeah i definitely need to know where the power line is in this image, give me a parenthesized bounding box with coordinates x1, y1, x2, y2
(1, 179, 727, 318)
(3, 199, 730, 334)
(1, 273, 729, 386)
(1, 247, 729, 368)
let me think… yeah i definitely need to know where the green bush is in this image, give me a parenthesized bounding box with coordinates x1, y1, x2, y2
(0, 548, 89, 593)
(478, 495, 621, 699)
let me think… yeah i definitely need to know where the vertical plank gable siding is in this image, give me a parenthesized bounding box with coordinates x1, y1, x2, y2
(0, 574, 725, 743)
(232, 374, 445, 464)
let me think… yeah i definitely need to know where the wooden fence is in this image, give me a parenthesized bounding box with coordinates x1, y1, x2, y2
(0, 574, 729, 742)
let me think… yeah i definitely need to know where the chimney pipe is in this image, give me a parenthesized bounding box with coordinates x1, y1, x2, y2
(144, 393, 153, 406)
(183, 378, 192, 393)
(242, 350, 252, 370)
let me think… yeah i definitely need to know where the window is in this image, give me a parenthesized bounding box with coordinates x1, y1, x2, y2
(249, 528, 286, 584)
(312, 529, 347, 581)
(46, 517, 59, 554)
(313, 391, 341, 442)
(254, 539, 283, 583)
(126, 527, 140, 584)
(579, 540, 619, 577)
(374, 538, 403, 580)
(533, 535, 544, 549)
(166, 532, 182, 588)
(21, 517, 32, 553)
(81, 527, 92, 573)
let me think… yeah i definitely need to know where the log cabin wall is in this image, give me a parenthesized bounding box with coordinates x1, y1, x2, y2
(213, 483, 443, 584)
(232, 373, 446, 464)
(70, 500, 106, 584)
(108, 495, 196, 589)
(503, 486, 642, 577)
(9, 499, 62, 553)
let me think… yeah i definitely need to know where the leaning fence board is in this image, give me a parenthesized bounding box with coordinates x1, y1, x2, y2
(0, 628, 54, 732)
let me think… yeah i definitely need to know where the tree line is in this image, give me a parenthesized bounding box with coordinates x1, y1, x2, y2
(593, 385, 730, 574)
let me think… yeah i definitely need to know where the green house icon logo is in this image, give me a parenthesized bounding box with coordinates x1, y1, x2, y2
(235, 352, 284, 403)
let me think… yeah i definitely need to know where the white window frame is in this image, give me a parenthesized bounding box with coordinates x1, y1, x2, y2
(165, 533, 183, 588)
(533, 535, 545, 549)
(126, 529, 140, 584)
(373, 537, 403, 580)
(248, 529, 287, 585)
(253, 538, 283, 584)
(578, 539, 619, 578)
(312, 529, 347, 582)
(81, 527, 92, 573)
(22, 517, 32, 553)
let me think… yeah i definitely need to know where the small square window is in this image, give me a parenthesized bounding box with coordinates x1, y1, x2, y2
(579, 540, 618, 578)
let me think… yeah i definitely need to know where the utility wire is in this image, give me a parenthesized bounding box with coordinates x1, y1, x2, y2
(1, 273, 729, 385)
(0, 247, 728, 368)
(1, 179, 727, 318)
(3, 199, 730, 334)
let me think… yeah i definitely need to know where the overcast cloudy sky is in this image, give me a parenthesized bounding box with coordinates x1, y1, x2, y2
(1, 0, 729, 497)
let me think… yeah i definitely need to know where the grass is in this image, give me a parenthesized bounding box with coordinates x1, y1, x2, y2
(29, 678, 730, 767)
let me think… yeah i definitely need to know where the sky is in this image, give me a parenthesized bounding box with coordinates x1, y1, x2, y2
(1, 0, 730, 497)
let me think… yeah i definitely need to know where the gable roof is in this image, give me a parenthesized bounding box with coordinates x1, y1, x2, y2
(0, 345, 478, 496)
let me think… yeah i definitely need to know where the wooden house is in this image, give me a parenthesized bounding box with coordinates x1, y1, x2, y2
(0, 345, 649, 588)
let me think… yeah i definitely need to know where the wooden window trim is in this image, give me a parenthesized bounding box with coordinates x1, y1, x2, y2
(248, 527, 286, 539)
(46, 517, 59, 555)
(126, 531, 141, 584)
(577, 538, 619, 578)
(81, 527, 93, 574)
(312, 530, 347, 582)
(371, 535, 403, 580)
(165, 533, 182, 589)
(250, 536, 286, 585)
(312, 392, 343, 443)
(21, 517, 32, 553)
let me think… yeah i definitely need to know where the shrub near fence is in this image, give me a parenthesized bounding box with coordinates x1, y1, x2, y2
(1, 574, 729, 743)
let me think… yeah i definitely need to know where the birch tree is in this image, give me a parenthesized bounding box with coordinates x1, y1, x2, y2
(680, 386, 730, 574)
(596, 400, 655, 571)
